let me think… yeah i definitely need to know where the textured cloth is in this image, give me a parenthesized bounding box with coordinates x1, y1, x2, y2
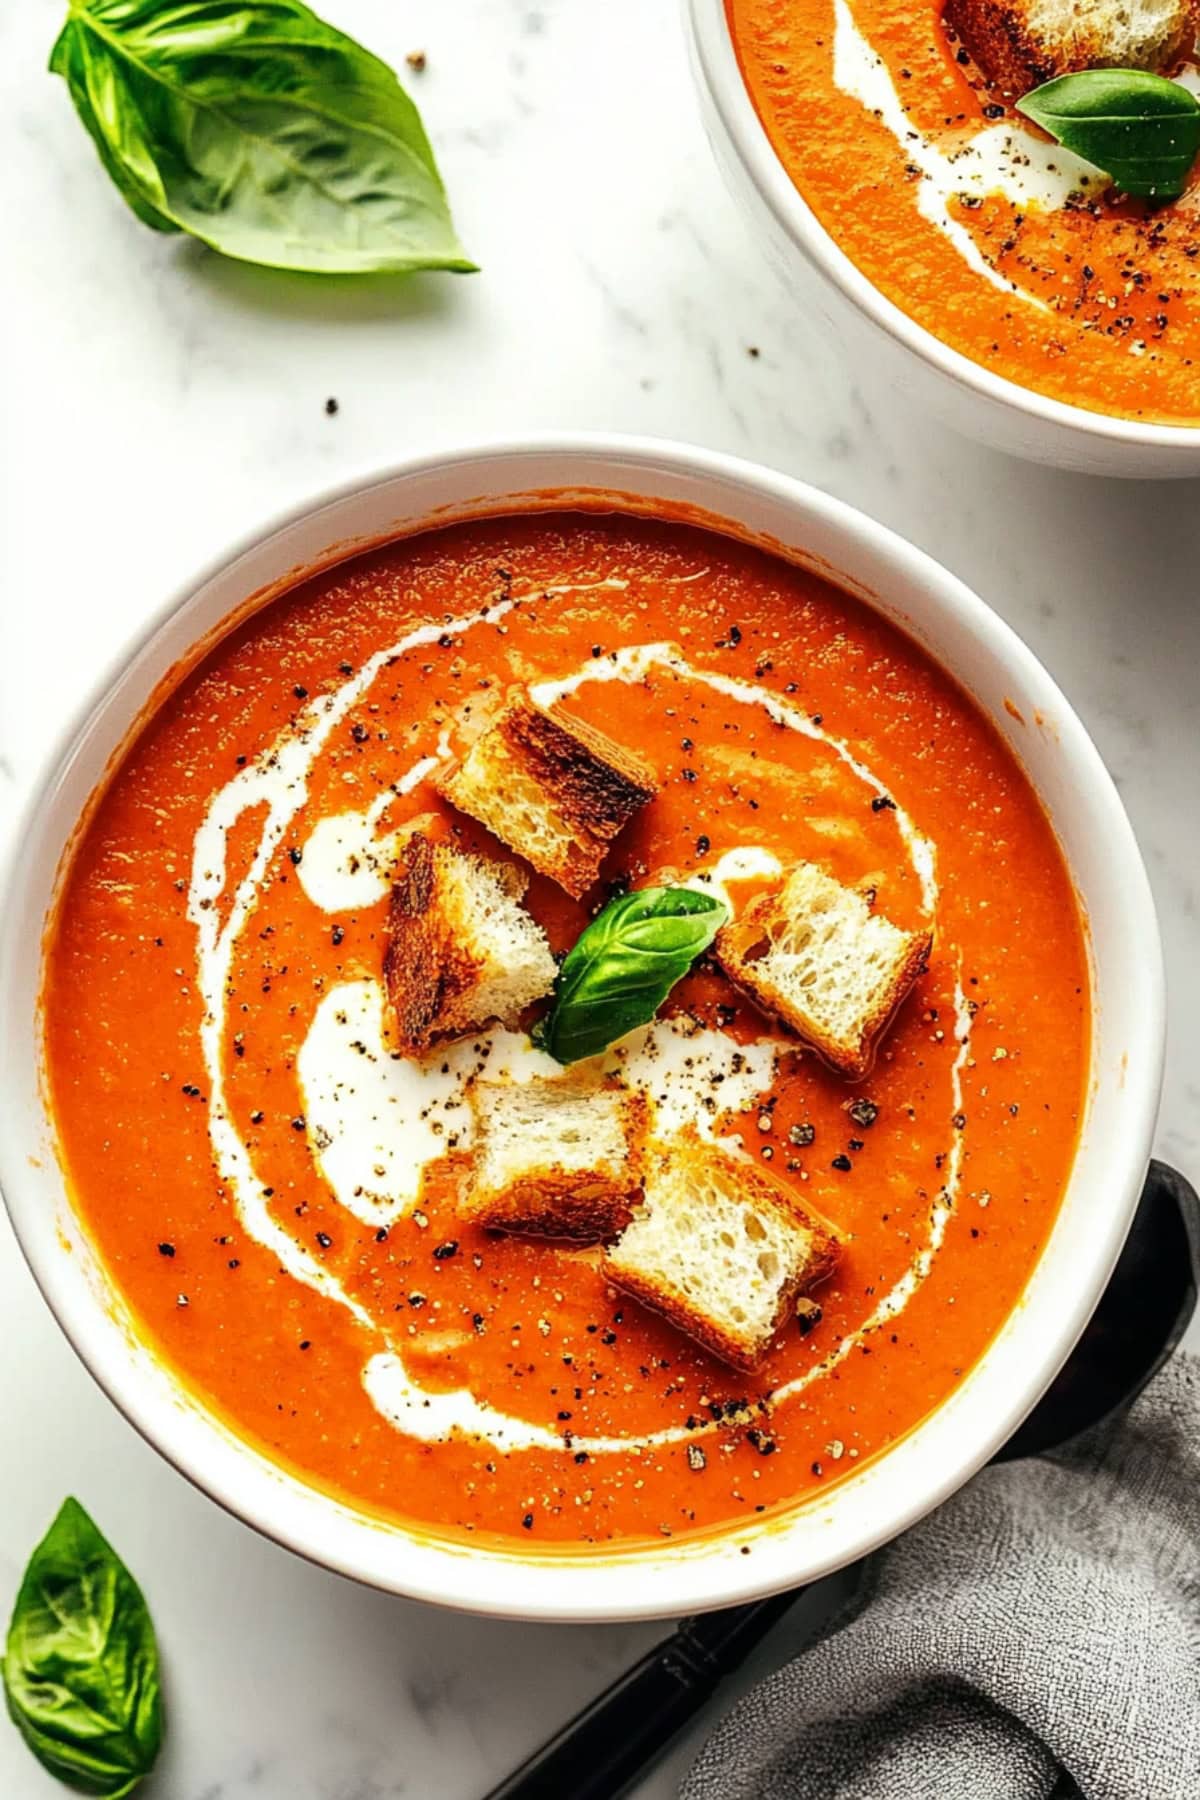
(683, 1353, 1200, 1800)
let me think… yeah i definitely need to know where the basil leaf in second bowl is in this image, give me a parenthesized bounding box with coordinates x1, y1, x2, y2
(1017, 69, 1200, 200)
(536, 886, 730, 1065)
(3, 1497, 163, 1797)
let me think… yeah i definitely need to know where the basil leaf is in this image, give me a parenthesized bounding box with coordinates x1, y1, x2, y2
(1017, 69, 1200, 200)
(537, 886, 729, 1065)
(4, 1498, 163, 1797)
(50, 0, 475, 274)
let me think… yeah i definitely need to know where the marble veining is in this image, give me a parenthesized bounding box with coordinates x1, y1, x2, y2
(1, 0, 1197, 1795)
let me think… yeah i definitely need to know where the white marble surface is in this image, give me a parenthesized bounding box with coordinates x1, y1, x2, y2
(1, 0, 1197, 1794)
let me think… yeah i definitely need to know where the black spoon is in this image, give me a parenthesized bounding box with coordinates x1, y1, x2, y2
(485, 1159, 1200, 1800)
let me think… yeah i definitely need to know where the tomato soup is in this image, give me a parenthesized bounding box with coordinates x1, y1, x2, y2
(43, 511, 1089, 1550)
(727, 0, 1200, 424)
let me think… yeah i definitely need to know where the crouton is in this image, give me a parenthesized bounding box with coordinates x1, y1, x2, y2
(383, 832, 556, 1053)
(943, 0, 1195, 98)
(438, 694, 658, 897)
(463, 1072, 645, 1240)
(605, 1134, 838, 1370)
(714, 860, 931, 1080)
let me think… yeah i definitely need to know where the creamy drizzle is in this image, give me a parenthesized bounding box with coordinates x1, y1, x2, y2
(187, 600, 525, 1333)
(191, 613, 960, 1458)
(186, 583, 619, 1312)
(299, 988, 782, 1230)
(685, 845, 783, 907)
(296, 747, 444, 914)
(832, 0, 1106, 307)
(299, 983, 559, 1227)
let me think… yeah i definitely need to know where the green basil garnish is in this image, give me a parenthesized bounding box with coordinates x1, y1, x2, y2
(50, 0, 475, 275)
(535, 886, 729, 1065)
(1017, 69, 1200, 200)
(4, 1498, 163, 1797)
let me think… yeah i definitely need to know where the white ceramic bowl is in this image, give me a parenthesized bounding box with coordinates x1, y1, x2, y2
(684, 0, 1200, 477)
(0, 436, 1163, 1621)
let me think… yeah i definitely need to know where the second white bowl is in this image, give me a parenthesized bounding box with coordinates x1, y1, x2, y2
(684, 0, 1200, 476)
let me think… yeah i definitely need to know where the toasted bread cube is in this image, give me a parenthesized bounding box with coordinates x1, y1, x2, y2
(438, 694, 658, 897)
(944, 0, 1194, 97)
(715, 861, 931, 1080)
(383, 832, 556, 1053)
(464, 1074, 645, 1240)
(605, 1135, 838, 1370)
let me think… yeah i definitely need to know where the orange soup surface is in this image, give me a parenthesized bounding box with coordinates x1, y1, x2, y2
(44, 511, 1088, 1550)
(727, 0, 1200, 424)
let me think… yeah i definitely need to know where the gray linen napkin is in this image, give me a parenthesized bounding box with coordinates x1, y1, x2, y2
(683, 1352, 1200, 1800)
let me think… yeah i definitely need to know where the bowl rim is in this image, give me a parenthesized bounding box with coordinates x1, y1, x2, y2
(684, 0, 1200, 451)
(0, 432, 1165, 1621)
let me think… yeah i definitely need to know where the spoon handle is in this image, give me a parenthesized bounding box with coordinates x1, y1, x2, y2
(483, 1592, 798, 1800)
(997, 1158, 1200, 1462)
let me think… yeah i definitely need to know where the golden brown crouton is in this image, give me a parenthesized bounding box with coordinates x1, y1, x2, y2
(437, 693, 659, 897)
(463, 1073, 646, 1240)
(384, 832, 557, 1053)
(715, 860, 931, 1080)
(943, 0, 1196, 99)
(605, 1134, 838, 1370)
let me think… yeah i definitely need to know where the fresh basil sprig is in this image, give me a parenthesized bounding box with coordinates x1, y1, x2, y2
(535, 886, 729, 1065)
(4, 1498, 163, 1797)
(1017, 69, 1200, 200)
(50, 0, 475, 275)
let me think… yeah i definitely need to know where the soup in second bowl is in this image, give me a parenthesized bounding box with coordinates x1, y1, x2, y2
(727, 0, 1200, 425)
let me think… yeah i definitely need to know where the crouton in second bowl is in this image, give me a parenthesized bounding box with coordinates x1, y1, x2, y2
(0, 436, 1162, 1620)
